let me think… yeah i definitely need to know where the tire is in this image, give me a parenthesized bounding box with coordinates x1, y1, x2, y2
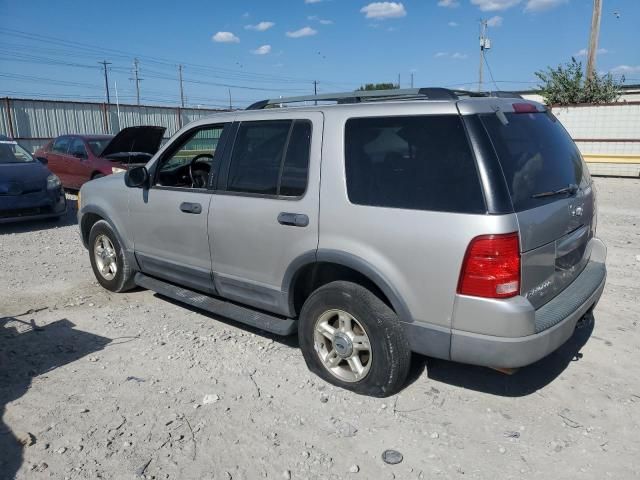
(88, 220, 136, 292)
(92, 173, 105, 180)
(298, 281, 411, 397)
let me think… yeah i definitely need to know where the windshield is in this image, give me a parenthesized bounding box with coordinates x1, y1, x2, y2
(87, 138, 113, 156)
(0, 140, 35, 164)
(480, 111, 590, 212)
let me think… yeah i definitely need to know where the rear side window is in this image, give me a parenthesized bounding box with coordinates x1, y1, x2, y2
(227, 120, 311, 197)
(52, 137, 70, 154)
(279, 121, 311, 197)
(480, 111, 589, 212)
(344, 115, 485, 213)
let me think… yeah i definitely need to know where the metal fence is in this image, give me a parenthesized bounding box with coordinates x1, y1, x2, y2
(0, 97, 225, 153)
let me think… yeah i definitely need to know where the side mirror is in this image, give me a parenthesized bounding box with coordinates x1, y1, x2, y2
(124, 166, 149, 188)
(37, 156, 48, 165)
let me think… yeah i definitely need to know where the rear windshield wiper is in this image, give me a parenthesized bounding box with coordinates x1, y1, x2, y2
(531, 183, 579, 199)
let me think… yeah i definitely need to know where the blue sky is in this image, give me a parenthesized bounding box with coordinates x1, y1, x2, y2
(1, 0, 638, 108)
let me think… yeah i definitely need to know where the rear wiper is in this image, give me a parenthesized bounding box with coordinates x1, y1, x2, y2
(531, 183, 579, 199)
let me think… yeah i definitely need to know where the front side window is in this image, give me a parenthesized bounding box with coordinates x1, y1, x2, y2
(52, 137, 70, 154)
(344, 115, 485, 213)
(227, 119, 311, 197)
(69, 138, 87, 159)
(155, 125, 225, 189)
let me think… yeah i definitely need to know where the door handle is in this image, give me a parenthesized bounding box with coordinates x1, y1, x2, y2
(180, 202, 202, 214)
(278, 212, 309, 227)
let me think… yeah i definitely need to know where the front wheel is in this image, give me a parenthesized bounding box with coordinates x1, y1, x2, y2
(298, 281, 411, 397)
(88, 220, 136, 292)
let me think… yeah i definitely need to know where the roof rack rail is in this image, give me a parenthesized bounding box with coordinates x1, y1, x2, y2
(245, 88, 524, 110)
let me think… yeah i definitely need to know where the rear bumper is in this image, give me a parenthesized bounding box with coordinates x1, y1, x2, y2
(449, 239, 607, 369)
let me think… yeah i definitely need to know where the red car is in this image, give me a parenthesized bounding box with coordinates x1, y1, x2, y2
(35, 126, 165, 189)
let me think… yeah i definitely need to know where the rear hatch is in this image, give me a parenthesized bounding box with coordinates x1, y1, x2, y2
(479, 108, 595, 309)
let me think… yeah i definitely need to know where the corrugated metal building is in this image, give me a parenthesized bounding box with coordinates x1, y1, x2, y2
(0, 97, 224, 152)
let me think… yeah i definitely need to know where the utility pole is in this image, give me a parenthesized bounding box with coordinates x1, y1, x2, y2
(130, 58, 142, 105)
(397, 73, 401, 89)
(478, 19, 489, 92)
(99, 60, 112, 103)
(178, 64, 185, 107)
(410, 72, 414, 88)
(586, 0, 603, 82)
(228, 88, 232, 110)
(313, 80, 318, 105)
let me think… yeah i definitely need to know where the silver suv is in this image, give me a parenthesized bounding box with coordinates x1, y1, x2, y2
(78, 88, 607, 397)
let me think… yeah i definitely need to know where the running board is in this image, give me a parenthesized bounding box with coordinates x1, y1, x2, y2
(134, 273, 297, 336)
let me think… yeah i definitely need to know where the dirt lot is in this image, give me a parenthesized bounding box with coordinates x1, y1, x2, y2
(1, 177, 639, 480)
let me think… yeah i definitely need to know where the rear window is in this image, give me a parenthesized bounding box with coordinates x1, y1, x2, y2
(344, 115, 485, 213)
(480, 111, 590, 212)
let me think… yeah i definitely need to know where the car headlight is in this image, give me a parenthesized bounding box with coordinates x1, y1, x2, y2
(112, 167, 126, 174)
(46, 174, 61, 190)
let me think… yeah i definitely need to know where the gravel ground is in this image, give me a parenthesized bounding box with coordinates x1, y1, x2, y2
(1, 177, 639, 480)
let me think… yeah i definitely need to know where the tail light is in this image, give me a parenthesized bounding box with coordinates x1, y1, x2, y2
(458, 233, 520, 299)
(512, 102, 538, 113)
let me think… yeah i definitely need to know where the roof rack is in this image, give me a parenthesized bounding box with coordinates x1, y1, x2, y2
(246, 88, 523, 110)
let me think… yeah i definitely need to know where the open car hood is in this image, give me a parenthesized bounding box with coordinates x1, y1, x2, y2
(99, 126, 165, 158)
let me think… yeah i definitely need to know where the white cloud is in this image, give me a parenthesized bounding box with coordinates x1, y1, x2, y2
(305, 0, 322, 3)
(486, 15, 503, 27)
(525, 0, 568, 12)
(448, 21, 459, 27)
(251, 44, 272, 55)
(435, 51, 468, 59)
(438, 0, 460, 7)
(245, 21, 275, 31)
(360, 2, 407, 20)
(471, 0, 520, 12)
(212, 31, 240, 43)
(286, 26, 318, 38)
(575, 47, 608, 57)
(308, 15, 333, 24)
(610, 65, 640, 74)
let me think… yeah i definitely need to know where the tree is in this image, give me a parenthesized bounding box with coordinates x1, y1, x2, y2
(535, 57, 621, 105)
(357, 83, 398, 91)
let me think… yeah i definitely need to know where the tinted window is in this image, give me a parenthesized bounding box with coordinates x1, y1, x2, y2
(228, 120, 291, 195)
(279, 121, 311, 197)
(480, 112, 589, 212)
(52, 137, 70, 154)
(69, 138, 87, 159)
(345, 115, 485, 213)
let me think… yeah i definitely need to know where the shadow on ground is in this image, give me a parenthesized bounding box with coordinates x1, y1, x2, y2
(0, 315, 110, 479)
(418, 312, 596, 397)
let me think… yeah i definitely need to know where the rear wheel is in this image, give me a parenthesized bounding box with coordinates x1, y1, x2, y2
(88, 220, 135, 292)
(298, 281, 411, 397)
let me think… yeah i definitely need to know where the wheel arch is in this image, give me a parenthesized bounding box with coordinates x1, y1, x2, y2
(284, 250, 413, 323)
